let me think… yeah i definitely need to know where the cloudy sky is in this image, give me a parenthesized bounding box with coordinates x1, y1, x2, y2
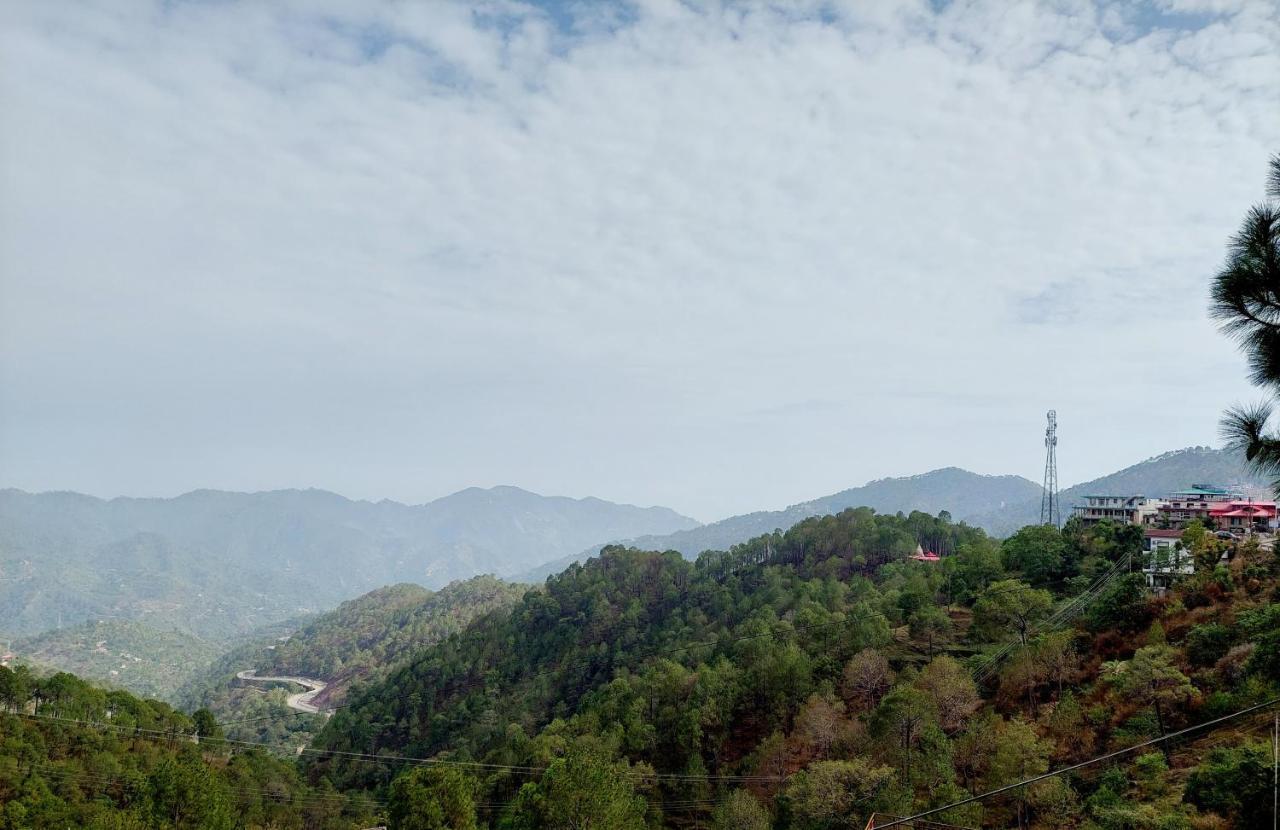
(1, 0, 1277, 521)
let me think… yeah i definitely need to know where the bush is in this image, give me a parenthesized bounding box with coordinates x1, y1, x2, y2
(1184, 744, 1272, 826)
(1088, 574, 1151, 633)
(1214, 643, 1256, 687)
(1245, 629, 1280, 682)
(1184, 623, 1232, 667)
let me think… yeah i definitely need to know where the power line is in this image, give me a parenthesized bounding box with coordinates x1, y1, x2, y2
(869, 695, 1280, 829)
(29, 762, 384, 808)
(13, 711, 790, 782)
(971, 551, 1132, 686)
(219, 572, 1113, 740)
(863, 815, 978, 830)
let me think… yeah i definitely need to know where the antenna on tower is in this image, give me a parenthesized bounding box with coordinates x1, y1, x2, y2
(1040, 409, 1060, 527)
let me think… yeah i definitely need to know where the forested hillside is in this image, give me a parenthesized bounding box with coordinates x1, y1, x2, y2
(0, 486, 693, 639)
(0, 665, 380, 829)
(182, 576, 527, 747)
(310, 509, 1280, 828)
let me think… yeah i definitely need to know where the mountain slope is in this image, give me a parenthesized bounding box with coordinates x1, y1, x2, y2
(0, 486, 695, 638)
(521, 467, 1040, 578)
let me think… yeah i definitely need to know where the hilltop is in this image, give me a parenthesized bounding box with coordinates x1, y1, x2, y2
(523, 447, 1264, 579)
(521, 467, 1040, 580)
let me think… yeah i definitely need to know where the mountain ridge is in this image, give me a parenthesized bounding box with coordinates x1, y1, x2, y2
(519, 447, 1266, 581)
(1, 483, 690, 517)
(0, 485, 697, 639)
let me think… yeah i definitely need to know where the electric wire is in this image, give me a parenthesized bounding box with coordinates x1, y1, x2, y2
(869, 695, 1280, 829)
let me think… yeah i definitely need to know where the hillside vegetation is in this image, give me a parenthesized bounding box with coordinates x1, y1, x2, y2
(0, 665, 381, 829)
(310, 509, 1280, 829)
(13, 619, 222, 702)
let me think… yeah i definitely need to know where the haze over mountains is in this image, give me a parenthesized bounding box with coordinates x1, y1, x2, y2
(1, 445, 1263, 658)
(0, 485, 697, 639)
(524, 446, 1263, 580)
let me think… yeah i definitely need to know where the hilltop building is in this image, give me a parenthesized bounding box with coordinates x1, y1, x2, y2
(1154, 485, 1240, 526)
(1070, 484, 1276, 533)
(1069, 484, 1276, 588)
(1073, 495, 1161, 527)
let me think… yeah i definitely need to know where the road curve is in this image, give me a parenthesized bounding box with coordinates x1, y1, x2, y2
(235, 670, 330, 714)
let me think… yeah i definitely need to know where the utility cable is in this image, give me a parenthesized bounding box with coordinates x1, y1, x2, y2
(869, 695, 1280, 829)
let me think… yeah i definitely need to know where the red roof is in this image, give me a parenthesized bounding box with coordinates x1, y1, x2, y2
(910, 552, 941, 562)
(1209, 502, 1277, 518)
(1145, 529, 1183, 538)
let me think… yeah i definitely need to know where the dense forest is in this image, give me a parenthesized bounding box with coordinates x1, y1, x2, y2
(301, 508, 1280, 828)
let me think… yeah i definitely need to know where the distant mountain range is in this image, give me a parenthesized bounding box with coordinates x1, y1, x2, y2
(3, 446, 1264, 640)
(0, 486, 696, 639)
(520, 446, 1266, 580)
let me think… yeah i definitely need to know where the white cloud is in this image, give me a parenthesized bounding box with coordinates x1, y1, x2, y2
(1, 0, 1277, 519)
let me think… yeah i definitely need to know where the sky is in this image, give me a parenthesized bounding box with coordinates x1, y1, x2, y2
(1, 0, 1278, 522)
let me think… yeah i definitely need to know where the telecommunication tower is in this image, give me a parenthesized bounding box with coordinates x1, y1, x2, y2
(1040, 410, 1060, 527)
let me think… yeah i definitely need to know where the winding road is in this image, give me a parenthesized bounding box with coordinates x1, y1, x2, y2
(235, 670, 330, 714)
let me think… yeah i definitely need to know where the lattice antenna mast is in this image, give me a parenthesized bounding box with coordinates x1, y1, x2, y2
(1040, 409, 1060, 527)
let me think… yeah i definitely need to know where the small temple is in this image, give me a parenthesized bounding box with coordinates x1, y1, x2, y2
(909, 544, 941, 563)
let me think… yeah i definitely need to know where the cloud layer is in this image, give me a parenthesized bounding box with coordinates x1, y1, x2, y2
(2, 0, 1278, 519)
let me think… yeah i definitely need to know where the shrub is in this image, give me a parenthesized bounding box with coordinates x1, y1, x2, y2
(1184, 744, 1272, 826)
(1184, 623, 1232, 667)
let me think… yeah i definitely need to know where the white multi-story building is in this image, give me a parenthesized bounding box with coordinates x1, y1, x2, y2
(1142, 529, 1194, 588)
(1072, 495, 1161, 527)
